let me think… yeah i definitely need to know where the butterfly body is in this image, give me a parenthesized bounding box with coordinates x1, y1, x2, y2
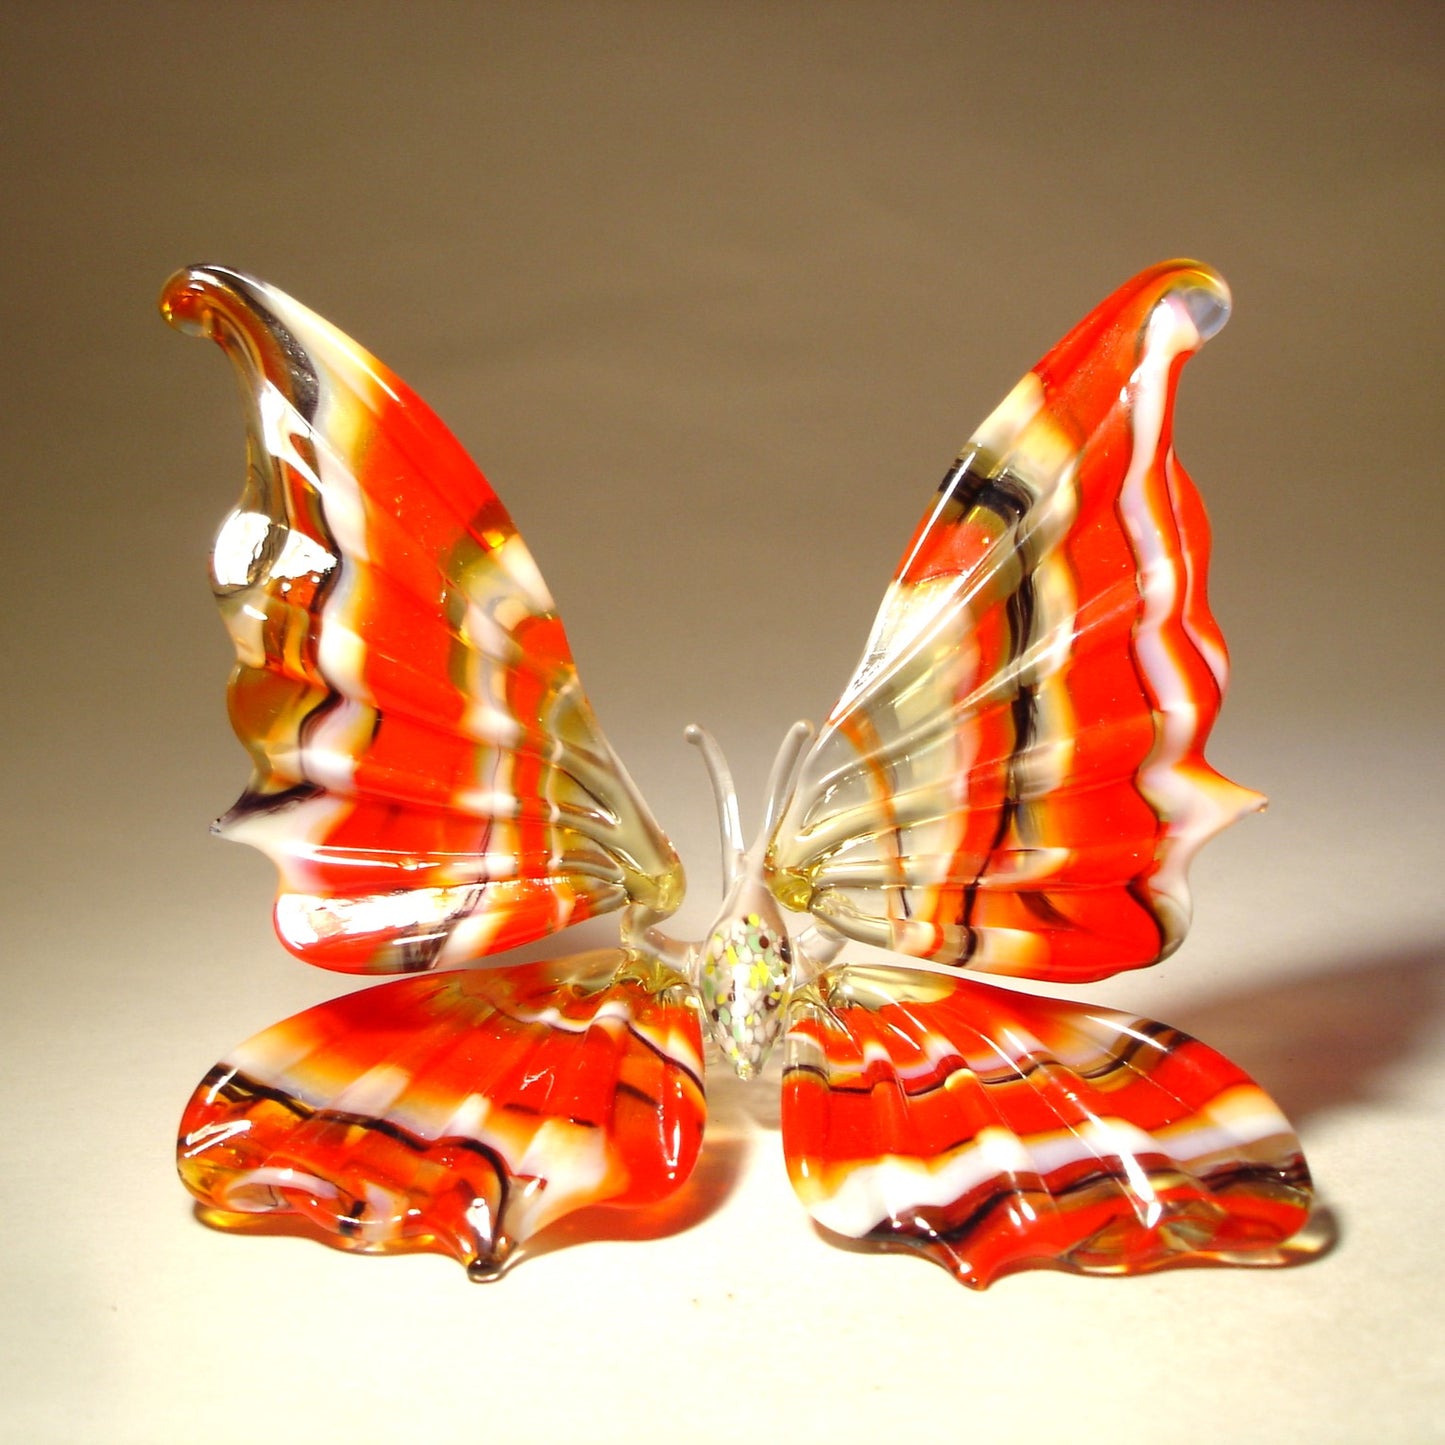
(690, 877, 798, 1081)
(164, 260, 1315, 1284)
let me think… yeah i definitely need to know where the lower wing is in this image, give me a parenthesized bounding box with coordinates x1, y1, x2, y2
(782, 964, 1313, 1286)
(178, 950, 705, 1278)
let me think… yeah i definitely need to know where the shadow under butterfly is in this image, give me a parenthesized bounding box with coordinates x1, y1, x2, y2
(163, 259, 1317, 1287)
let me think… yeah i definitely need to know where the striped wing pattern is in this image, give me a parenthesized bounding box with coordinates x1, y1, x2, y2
(782, 967, 1312, 1286)
(165, 261, 1313, 1285)
(769, 261, 1261, 985)
(162, 267, 682, 975)
(178, 951, 705, 1278)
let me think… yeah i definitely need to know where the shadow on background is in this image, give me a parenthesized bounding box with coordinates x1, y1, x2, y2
(1171, 938, 1445, 1128)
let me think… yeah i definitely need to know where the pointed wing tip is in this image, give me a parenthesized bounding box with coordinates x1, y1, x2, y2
(1202, 767, 1267, 818)
(1139, 257, 1233, 345)
(1196, 771, 1268, 844)
(1178, 267, 1232, 344)
(1234, 782, 1268, 818)
(158, 267, 212, 337)
(159, 264, 257, 336)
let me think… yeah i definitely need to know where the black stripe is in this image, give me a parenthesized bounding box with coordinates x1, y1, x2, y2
(935, 462, 1039, 962)
(195, 1064, 522, 1154)
(864, 1153, 1312, 1252)
(183, 1065, 516, 1221)
(783, 1015, 1183, 1100)
(216, 780, 324, 828)
(1126, 873, 1169, 963)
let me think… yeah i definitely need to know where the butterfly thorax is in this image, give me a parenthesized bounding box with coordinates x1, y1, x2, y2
(632, 722, 823, 1080)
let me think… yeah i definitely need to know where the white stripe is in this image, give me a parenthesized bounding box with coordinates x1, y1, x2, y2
(804, 1085, 1291, 1238)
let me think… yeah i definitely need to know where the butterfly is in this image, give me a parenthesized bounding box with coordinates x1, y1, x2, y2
(161, 260, 1313, 1287)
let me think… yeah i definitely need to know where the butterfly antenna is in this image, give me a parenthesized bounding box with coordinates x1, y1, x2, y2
(760, 720, 814, 838)
(685, 724, 746, 887)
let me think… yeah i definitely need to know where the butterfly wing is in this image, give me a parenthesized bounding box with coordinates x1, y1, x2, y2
(772, 263, 1312, 1282)
(162, 267, 682, 973)
(782, 966, 1312, 1286)
(768, 260, 1260, 985)
(179, 950, 706, 1277)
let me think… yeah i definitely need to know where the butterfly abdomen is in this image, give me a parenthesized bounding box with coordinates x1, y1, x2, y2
(697, 908, 794, 1080)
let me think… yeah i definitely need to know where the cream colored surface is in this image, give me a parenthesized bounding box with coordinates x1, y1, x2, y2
(2, 4, 1441, 1441)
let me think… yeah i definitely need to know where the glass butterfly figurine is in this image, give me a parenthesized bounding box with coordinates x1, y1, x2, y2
(162, 260, 1314, 1286)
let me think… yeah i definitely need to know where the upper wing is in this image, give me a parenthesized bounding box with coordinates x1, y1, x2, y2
(768, 261, 1261, 984)
(162, 267, 682, 973)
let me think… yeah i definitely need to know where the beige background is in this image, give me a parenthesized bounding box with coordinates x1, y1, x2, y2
(3, 3, 1442, 1440)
